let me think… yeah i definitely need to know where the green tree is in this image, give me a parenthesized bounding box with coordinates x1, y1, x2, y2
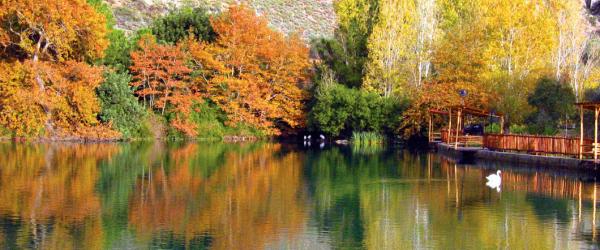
(308, 67, 405, 137)
(151, 7, 215, 44)
(310, 83, 357, 136)
(97, 71, 150, 139)
(312, 39, 364, 88)
(313, 0, 378, 88)
(526, 78, 575, 135)
(102, 30, 138, 72)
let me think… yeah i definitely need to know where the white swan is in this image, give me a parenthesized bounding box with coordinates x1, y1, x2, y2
(486, 170, 502, 192)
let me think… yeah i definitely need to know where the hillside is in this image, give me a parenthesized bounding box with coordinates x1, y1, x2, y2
(103, 0, 337, 41)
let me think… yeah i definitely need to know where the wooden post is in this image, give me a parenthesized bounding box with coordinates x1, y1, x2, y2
(428, 113, 433, 142)
(579, 182, 582, 221)
(580, 106, 584, 160)
(595, 107, 599, 161)
(500, 116, 505, 134)
(448, 109, 452, 143)
(594, 184, 598, 240)
(455, 109, 461, 149)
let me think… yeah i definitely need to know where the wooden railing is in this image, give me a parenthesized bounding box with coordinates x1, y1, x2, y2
(440, 129, 483, 147)
(430, 132, 442, 142)
(440, 129, 458, 143)
(483, 134, 594, 156)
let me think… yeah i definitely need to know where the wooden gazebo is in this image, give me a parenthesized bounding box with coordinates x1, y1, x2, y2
(429, 106, 504, 149)
(575, 102, 600, 160)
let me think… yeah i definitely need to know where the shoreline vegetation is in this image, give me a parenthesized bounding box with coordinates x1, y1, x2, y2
(0, 0, 599, 144)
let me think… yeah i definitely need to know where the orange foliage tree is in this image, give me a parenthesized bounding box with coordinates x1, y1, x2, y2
(187, 6, 311, 135)
(130, 35, 198, 136)
(0, 0, 116, 139)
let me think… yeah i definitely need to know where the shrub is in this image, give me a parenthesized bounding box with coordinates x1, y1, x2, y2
(186, 101, 266, 140)
(190, 101, 227, 140)
(509, 124, 528, 135)
(309, 83, 356, 136)
(525, 77, 575, 135)
(308, 69, 406, 137)
(485, 123, 501, 134)
(352, 131, 384, 146)
(151, 7, 215, 44)
(97, 71, 150, 139)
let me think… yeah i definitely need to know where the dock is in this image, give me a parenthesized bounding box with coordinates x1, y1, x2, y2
(434, 142, 600, 173)
(427, 102, 600, 173)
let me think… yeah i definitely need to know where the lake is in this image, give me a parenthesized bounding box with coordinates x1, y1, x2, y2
(0, 142, 598, 249)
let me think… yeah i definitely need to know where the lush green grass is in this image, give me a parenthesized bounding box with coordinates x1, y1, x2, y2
(351, 131, 384, 146)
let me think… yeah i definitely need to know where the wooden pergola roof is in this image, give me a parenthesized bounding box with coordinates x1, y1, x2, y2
(440, 106, 504, 118)
(575, 102, 600, 111)
(428, 109, 449, 115)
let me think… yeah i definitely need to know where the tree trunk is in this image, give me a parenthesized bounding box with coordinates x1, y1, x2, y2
(32, 35, 54, 138)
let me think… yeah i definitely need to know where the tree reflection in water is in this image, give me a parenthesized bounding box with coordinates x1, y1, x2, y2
(127, 143, 307, 249)
(0, 142, 598, 249)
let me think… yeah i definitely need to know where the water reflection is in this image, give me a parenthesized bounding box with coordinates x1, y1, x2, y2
(127, 143, 306, 249)
(0, 143, 117, 249)
(0, 142, 598, 249)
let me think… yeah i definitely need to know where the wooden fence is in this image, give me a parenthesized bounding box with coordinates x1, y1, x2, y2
(483, 134, 594, 156)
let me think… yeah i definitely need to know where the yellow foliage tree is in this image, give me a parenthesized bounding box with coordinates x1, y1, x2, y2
(0, 0, 114, 139)
(363, 0, 416, 97)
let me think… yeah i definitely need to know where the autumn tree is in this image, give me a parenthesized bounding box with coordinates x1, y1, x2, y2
(0, 61, 46, 136)
(0, 0, 108, 62)
(363, 0, 416, 97)
(549, 0, 592, 99)
(363, 0, 437, 97)
(0, 0, 114, 138)
(188, 6, 311, 135)
(130, 35, 198, 136)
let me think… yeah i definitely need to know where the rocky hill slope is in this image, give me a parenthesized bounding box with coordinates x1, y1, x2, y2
(103, 0, 337, 41)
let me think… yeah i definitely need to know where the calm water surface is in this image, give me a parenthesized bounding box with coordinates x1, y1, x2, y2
(0, 142, 599, 249)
